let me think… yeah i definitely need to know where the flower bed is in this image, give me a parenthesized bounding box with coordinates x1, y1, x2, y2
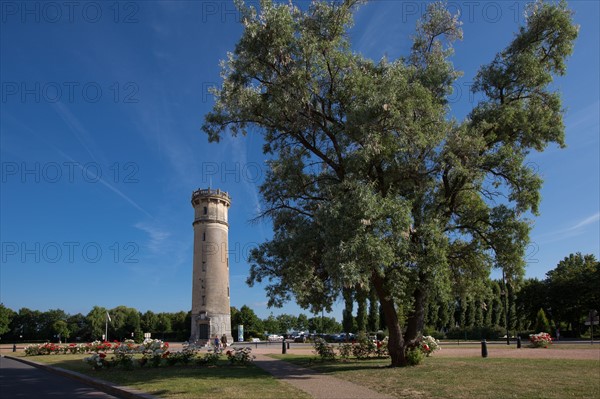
(420, 335, 441, 356)
(529, 332, 553, 348)
(26, 339, 255, 370)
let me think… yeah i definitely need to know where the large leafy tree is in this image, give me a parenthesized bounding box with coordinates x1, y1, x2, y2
(12, 308, 42, 340)
(85, 306, 108, 340)
(546, 253, 600, 333)
(232, 305, 264, 335)
(203, 0, 577, 366)
(516, 278, 548, 330)
(0, 304, 15, 336)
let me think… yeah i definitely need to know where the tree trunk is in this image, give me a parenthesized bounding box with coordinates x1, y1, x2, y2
(372, 271, 407, 367)
(405, 286, 426, 345)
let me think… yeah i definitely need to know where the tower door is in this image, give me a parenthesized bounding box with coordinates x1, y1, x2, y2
(199, 324, 209, 340)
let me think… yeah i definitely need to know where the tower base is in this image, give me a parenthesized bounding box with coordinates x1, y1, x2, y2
(189, 312, 232, 345)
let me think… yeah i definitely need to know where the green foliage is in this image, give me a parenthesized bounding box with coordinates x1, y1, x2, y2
(276, 314, 297, 333)
(263, 314, 281, 334)
(52, 320, 70, 341)
(516, 279, 547, 331)
(225, 347, 256, 365)
(203, 0, 578, 367)
(546, 253, 599, 333)
(296, 314, 309, 331)
(367, 288, 379, 332)
(312, 337, 336, 361)
(355, 289, 368, 333)
(308, 316, 342, 334)
(342, 288, 354, 334)
(351, 333, 376, 359)
(141, 310, 159, 333)
(337, 343, 353, 360)
(85, 306, 108, 340)
(535, 308, 551, 333)
(232, 305, 264, 335)
(446, 325, 506, 340)
(405, 347, 425, 366)
(422, 326, 445, 340)
(0, 303, 15, 336)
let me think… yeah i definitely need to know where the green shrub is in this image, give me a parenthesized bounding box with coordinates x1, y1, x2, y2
(405, 347, 424, 366)
(196, 349, 221, 366)
(535, 308, 551, 333)
(313, 337, 336, 361)
(338, 343, 353, 359)
(446, 325, 505, 340)
(423, 326, 445, 340)
(352, 334, 376, 359)
(225, 347, 255, 365)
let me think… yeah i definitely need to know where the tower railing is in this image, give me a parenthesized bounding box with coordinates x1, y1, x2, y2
(192, 188, 231, 200)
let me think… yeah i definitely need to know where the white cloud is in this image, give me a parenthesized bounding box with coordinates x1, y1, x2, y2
(566, 212, 600, 232)
(536, 211, 600, 243)
(134, 222, 172, 253)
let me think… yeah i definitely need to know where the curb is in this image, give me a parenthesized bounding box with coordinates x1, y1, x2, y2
(2, 355, 158, 399)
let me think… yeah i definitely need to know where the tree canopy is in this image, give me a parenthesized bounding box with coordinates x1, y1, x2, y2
(203, 0, 577, 366)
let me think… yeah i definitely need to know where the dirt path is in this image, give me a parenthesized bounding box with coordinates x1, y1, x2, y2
(242, 343, 600, 360)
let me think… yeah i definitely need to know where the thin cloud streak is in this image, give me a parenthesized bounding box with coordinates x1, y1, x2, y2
(57, 149, 153, 218)
(134, 222, 172, 253)
(535, 211, 600, 243)
(52, 102, 103, 165)
(567, 212, 600, 231)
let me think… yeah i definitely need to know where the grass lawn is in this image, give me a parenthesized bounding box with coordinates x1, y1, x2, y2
(270, 354, 600, 399)
(17, 354, 310, 399)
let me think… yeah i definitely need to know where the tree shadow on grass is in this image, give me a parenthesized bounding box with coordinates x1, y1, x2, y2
(280, 358, 391, 375)
(17, 355, 311, 398)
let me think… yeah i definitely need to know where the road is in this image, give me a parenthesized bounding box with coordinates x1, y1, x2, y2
(0, 356, 117, 398)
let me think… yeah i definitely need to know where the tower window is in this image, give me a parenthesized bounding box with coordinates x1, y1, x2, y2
(203, 206, 207, 215)
(202, 261, 206, 271)
(202, 232, 206, 241)
(227, 286, 230, 297)
(202, 296, 206, 305)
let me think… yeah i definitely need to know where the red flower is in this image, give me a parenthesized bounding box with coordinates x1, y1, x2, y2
(99, 353, 106, 358)
(164, 342, 169, 348)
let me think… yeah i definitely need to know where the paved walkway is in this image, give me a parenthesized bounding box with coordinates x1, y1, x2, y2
(253, 354, 394, 399)
(0, 356, 118, 398)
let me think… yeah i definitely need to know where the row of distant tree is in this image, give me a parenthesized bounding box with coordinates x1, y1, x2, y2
(339, 252, 599, 338)
(1, 253, 597, 342)
(0, 303, 342, 343)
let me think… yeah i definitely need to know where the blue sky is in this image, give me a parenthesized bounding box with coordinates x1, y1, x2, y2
(1, 0, 598, 321)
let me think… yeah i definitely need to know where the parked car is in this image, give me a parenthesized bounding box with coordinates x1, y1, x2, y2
(335, 333, 356, 342)
(294, 335, 307, 343)
(267, 334, 284, 341)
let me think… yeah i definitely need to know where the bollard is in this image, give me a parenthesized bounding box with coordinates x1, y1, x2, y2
(517, 336, 522, 349)
(481, 339, 488, 358)
(287, 342, 290, 349)
(13, 344, 17, 352)
(282, 340, 287, 354)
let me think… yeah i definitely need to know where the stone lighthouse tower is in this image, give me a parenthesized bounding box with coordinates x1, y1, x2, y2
(190, 188, 232, 344)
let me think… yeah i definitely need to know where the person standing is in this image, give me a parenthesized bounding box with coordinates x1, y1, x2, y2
(221, 334, 228, 348)
(214, 335, 221, 349)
